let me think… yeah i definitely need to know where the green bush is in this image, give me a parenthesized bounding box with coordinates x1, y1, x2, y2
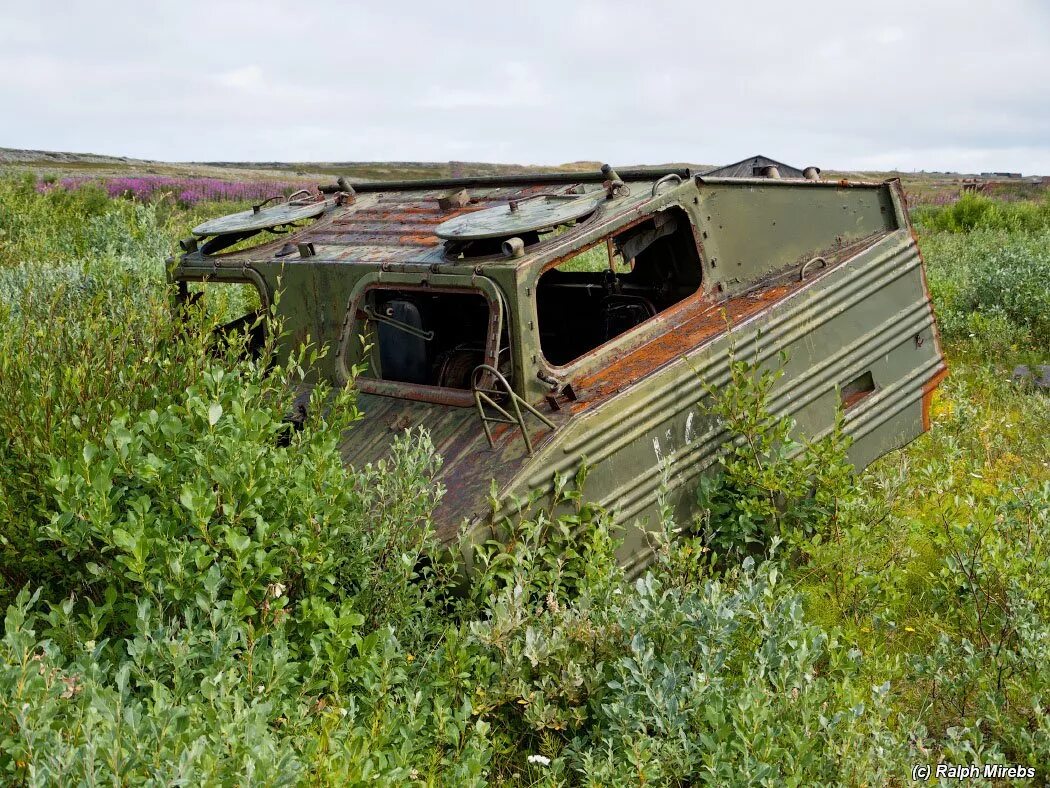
(693, 352, 856, 562)
(911, 481, 1050, 767)
(921, 229, 1050, 350)
(913, 192, 1050, 234)
(1, 589, 304, 785)
(2, 175, 1049, 784)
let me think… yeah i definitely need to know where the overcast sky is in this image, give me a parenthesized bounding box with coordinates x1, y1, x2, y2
(1, 1, 1048, 173)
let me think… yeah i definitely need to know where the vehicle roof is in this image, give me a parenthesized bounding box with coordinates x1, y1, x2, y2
(181, 166, 886, 273)
(189, 168, 692, 270)
(296, 183, 664, 267)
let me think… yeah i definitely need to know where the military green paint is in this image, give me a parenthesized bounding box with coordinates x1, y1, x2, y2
(170, 171, 946, 573)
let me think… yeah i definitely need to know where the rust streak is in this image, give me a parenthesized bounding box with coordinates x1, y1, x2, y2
(573, 287, 790, 404)
(920, 366, 949, 432)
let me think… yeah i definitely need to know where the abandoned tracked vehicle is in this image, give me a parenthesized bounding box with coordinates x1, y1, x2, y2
(171, 162, 947, 573)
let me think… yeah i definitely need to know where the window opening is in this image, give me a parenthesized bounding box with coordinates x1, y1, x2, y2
(841, 370, 877, 408)
(179, 279, 266, 357)
(364, 289, 508, 390)
(536, 207, 702, 366)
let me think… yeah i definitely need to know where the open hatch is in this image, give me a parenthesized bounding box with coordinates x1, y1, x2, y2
(437, 191, 604, 259)
(183, 189, 342, 256)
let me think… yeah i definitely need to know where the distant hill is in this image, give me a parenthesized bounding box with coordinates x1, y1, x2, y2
(4, 146, 1041, 190)
(0, 147, 714, 183)
(0, 147, 155, 166)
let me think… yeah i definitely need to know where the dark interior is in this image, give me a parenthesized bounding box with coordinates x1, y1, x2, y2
(536, 208, 703, 366)
(370, 290, 502, 389)
(841, 369, 877, 408)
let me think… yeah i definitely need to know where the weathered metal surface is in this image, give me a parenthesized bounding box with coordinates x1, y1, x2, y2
(170, 162, 946, 573)
(434, 194, 603, 240)
(191, 195, 333, 236)
(343, 167, 693, 193)
(339, 392, 566, 542)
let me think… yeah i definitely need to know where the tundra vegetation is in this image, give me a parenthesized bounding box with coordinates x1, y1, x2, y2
(34, 175, 309, 206)
(0, 174, 1048, 785)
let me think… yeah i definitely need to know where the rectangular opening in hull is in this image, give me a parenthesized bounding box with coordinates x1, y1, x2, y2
(367, 289, 504, 390)
(841, 369, 876, 408)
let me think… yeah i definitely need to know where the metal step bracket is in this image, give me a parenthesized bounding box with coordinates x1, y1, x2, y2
(471, 364, 555, 455)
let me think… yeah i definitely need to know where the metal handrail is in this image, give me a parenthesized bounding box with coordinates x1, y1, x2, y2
(800, 256, 829, 281)
(251, 189, 318, 214)
(651, 173, 683, 197)
(251, 195, 284, 214)
(471, 364, 555, 455)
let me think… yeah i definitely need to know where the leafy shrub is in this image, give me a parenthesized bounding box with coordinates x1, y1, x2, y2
(2, 174, 1049, 784)
(0, 176, 157, 266)
(693, 352, 856, 561)
(0, 266, 206, 595)
(921, 229, 1050, 350)
(467, 529, 914, 783)
(1, 589, 303, 786)
(569, 561, 911, 784)
(967, 242, 1050, 340)
(913, 192, 1050, 234)
(910, 481, 1050, 769)
(0, 330, 467, 782)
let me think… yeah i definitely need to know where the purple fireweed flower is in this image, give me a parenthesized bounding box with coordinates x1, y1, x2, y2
(37, 175, 309, 204)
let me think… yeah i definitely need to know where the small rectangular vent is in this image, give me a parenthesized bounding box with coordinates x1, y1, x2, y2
(841, 370, 876, 408)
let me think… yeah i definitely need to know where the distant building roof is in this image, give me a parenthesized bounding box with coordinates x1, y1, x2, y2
(702, 155, 806, 179)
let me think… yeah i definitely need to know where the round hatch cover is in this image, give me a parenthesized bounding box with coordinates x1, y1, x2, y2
(192, 198, 329, 237)
(435, 194, 602, 241)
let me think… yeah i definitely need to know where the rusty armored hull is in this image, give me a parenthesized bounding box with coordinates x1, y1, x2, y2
(172, 163, 946, 572)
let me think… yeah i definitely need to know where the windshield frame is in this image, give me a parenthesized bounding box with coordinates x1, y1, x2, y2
(336, 272, 507, 407)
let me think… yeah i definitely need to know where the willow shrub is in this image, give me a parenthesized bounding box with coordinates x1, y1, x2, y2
(692, 352, 856, 563)
(0, 289, 911, 784)
(912, 191, 1050, 234)
(3, 176, 1048, 784)
(0, 309, 466, 783)
(919, 227, 1050, 356)
(913, 189, 1050, 358)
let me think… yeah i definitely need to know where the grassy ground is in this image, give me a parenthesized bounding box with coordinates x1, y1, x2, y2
(1, 147, 696, 184)
(0, 173, 1047, 784)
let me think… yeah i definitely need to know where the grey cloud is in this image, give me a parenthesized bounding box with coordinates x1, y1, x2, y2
(0, 0, 1048, 172)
